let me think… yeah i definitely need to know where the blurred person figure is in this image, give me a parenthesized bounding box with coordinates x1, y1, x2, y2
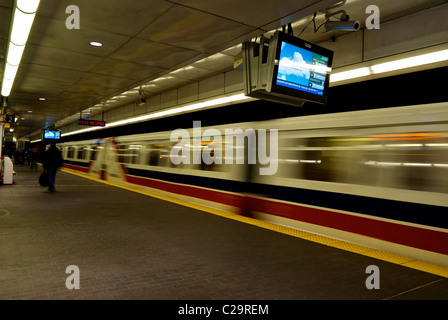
(42, 143, 64, 192)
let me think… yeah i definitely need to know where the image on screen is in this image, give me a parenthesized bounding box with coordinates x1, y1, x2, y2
(44, 130, 60, 140)
(276, 41, 330, 96)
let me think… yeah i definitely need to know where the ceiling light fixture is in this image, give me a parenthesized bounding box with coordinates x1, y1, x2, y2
(62, 93, 253, 137)
(330, 67, 370, 82)
(370, 49, 448, 74)
(330, 47, 448, 84)
(1, 0, 40, 97)
(89, 41, 103, 47)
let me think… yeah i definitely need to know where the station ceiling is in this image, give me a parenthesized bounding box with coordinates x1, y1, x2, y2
(0, 0, 445, 141)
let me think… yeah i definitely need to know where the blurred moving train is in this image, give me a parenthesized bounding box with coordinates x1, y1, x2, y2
(57, 102, 448, 266)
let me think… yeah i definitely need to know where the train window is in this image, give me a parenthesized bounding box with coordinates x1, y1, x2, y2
(117, 144, 141, 164)
(167, 141, 184, 168)
(148, 144, 163, 166)
(67, 147, 74, 159)
(298, 136, 394, 184)
(282, 132, 448, 193)
(117, 145, 125, 163)
(200, 141, 218, 171)
(159, 147, 171, 167)
(166, 140, 195, 169)
(77, 147, 86, 160)
(128, 144, 141, 164)
(90, 146, 98, 160)
(278, 138, 306, 179)
(363, 132, 448, 193)
(200, 141, 224, 171)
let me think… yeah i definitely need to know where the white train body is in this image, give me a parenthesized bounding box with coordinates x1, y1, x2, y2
(58, 102, 448, 266)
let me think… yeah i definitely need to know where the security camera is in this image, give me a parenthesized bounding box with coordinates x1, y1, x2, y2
(135, 98, 146, 107)
(325, 20, 360, 31)
(135, 86, 147, 107)
(324, 9, 360, 32)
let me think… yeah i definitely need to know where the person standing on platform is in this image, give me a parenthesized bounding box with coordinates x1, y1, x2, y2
(42, 143, 64, 192)
(29, 148, 38, 170)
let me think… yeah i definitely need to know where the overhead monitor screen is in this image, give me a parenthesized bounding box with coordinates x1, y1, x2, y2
(43, 130, 61, 140)
(276, 41, 331, 97)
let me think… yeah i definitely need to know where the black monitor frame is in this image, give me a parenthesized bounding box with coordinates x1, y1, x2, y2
(266, 31, 334, 105)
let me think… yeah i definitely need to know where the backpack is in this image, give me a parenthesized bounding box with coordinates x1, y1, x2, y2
(39, 171, 49, 187)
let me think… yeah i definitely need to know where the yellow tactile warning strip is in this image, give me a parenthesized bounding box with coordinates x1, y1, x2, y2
(61, 167, 448, 278)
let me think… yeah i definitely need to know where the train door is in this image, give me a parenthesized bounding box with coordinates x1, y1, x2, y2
(89, 139, 107, 180)
(102, 138, 127, 183)
(89, 138, 125, 182)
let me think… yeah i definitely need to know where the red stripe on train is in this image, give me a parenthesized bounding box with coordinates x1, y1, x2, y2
(126, 174, 448, 256)
(248, 197, 448, 256)
(125, 174, 243, 208)
(63, 163, 90, 173)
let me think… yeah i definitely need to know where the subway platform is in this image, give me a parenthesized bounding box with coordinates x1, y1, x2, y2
(0, 164, 447, 301)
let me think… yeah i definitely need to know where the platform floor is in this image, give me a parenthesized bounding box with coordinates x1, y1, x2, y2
(0, 164, 447, 300)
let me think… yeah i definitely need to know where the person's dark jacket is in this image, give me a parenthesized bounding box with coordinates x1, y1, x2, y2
(43, 145, 64, 170)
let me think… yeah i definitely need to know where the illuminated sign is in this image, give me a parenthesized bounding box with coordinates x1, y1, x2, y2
(78, 119, 106, 127)
(5, 114, 15, 123)
(43, 129, 61, 140)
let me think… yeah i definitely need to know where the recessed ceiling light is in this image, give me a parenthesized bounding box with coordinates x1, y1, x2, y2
(89, 41, 103, 47)
(39, 97, 45, 100)
(28, 110, 33, 113)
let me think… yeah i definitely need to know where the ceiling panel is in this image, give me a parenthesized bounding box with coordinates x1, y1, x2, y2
(168, 66, 219, 81)
(28, 16, 130, 57)
(14, 79, 72, 97)
(109, 38, 201, 68)
(76, 73, 137, 90)
(62, 84, 119, 100)
(36, 0, 174, 36)
(18, 64, 85, 84)
(137, 5, 256, 53)
(191, 53, 235, 72)
(22, 44, 103, 71)
(169, 0, 322, 27)
(90, 59, 165, 81)
(0, 6, 11, 60)
(144, 76, 195, 94)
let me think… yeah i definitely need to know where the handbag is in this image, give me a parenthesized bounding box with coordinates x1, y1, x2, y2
(39, 171, 49, 187)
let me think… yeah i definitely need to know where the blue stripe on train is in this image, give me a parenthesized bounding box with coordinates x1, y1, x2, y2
(64, 160, 90, 168)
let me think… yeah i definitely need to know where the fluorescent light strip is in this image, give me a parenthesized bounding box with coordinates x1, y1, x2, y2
(330, 48, 448, 84)
(6, 42, 25, 65)
(425, 143, 448, 147)
(1, 80, 14, 97)
(371, 49, 448, 74)
(17, 0, 41, 13)
(1, 0, 40, 97)
(10, 9, 36, 45)
(4, 63, 19, 80)
(385, 143, 423, 147)
(330, 67, 370, 82)
(402, 162, 432, 167)
(62, 93, 251, 137)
